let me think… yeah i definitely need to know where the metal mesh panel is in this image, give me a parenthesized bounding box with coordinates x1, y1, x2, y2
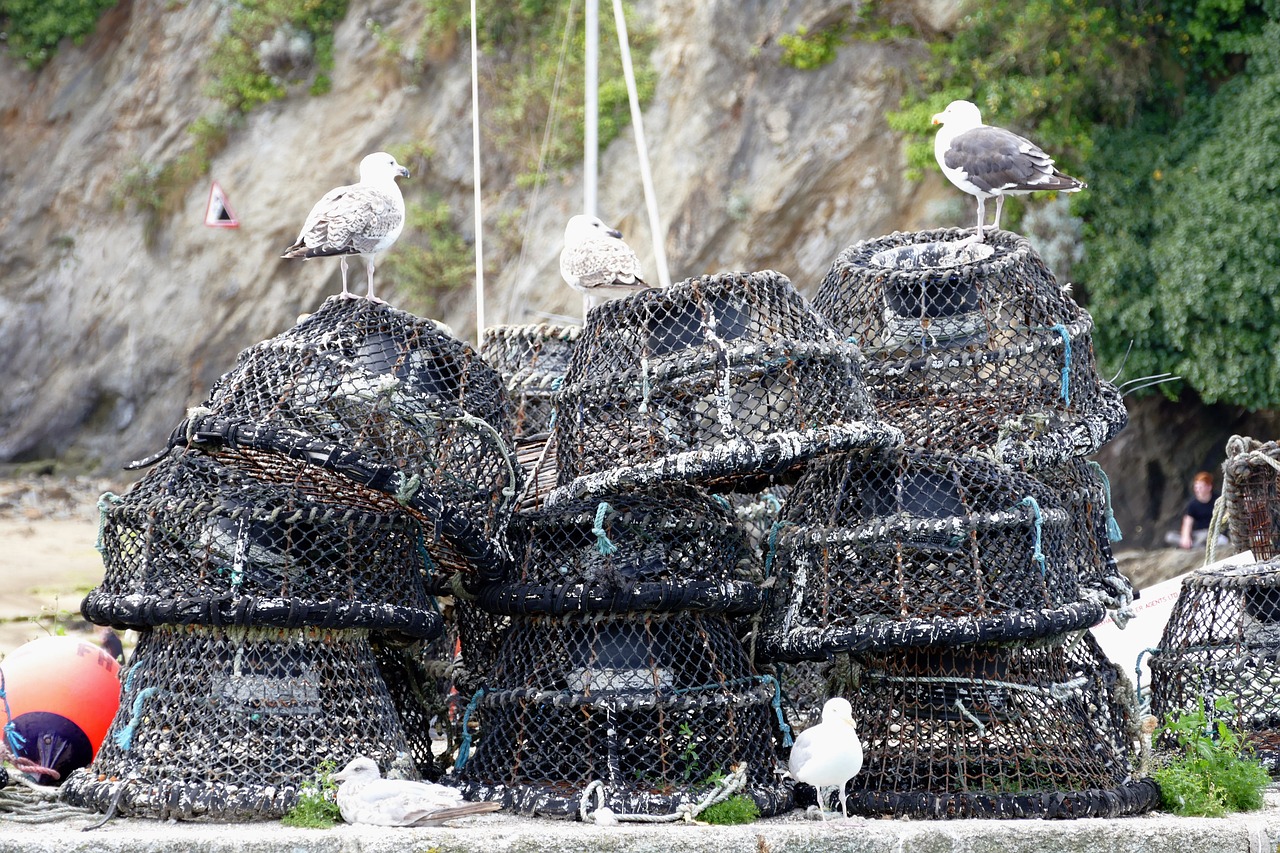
(453, 612, 792, 817)
(480, 324, 580, 440)
(82, 448, 440, 638)
(832, 633, 1156, 819)
(61, 625, 414, 820)
(813, 229, 1125, 468)
(761, 448, 1105, 661)
(1222, 435, 1280, 560)
(551, 270, 901, 501)
(1149, 558, 1280, 770)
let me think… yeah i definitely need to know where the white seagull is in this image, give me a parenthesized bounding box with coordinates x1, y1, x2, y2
(932, 100, 1085, 240)
(559, 214, 648, 298)
(788, 697, 863, 820)
(282, 152, 410, 302)
(331, 756, 501, 827)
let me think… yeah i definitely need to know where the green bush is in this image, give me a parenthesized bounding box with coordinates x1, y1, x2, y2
(381, 196, 475, 316)
(699, 794, 760, 825)
(1151, 697, 1271, 817)
(0, 0, 117, 70)
(281, 760, 342, 828)
(779, 23, 849, 70)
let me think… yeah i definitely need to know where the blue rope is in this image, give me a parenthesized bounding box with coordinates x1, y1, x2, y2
(712, 494, 732, 511)
(114, 687, 161, 752)
(1086, 460, 1124, 541)
(1019, 496, 1046, 575)
(762, 493, 783, 515)
(454, 688, 487, 771)
(1050, 324, 1071, 405)
(0, 669, 25, 755)
(1134, 647, 1161, 710)
(592, 501, 618, 556)
(762, 519, 789, 580)
(670, 676, 795, 747)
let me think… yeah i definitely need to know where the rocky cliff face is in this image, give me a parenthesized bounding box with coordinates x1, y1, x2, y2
(0, 0, 1271, 549)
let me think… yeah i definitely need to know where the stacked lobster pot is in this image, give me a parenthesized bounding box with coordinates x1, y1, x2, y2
(1148, 556, 1280, 771)
(456, 271, 902, 820)
(757, 229, 1154, 819)
(1221, 435, 1280, 560)
(63, 297, 520, 819)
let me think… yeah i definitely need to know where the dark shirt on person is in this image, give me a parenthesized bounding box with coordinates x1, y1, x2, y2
(1184, 496, 1215, 532)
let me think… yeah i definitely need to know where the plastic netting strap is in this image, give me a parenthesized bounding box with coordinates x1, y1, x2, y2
(1086, 460, 1123, 542)
(1050, 324, 1072, 405)
(1019, 496, 1047, 575)
(592, 501, 619, 556)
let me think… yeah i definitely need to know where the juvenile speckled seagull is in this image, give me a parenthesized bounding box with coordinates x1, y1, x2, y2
(932, 100, 1085, 240)
(788, 697, 863, 821)
(281, 152, 409, 302)
(559, 214, 648, 298)
(331, 756, 500, 827)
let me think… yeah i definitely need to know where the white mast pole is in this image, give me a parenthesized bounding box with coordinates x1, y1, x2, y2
(470, 0, 486, 339)
(582, 0, 600, 319)
(611, 0, 670, 288)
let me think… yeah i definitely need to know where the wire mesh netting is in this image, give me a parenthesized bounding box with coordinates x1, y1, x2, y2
(813, 229, 1126, 468)
(1222, 435, 1280, 560)
(550, 270, 902, 502)
(81, 447, 442, 639)
(824, 633, 1157, 819)
(1149, 558, 1280, 770)
(760, 448, 1106, 662)
(453, 611, 793, 818)
(187, 295, 521, 541)
(62, 625, 414, 820)
(480, 324, 580, 440)
(481, 487, 763, 617)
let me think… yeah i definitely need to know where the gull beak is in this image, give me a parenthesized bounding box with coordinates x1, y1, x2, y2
(931, 114, 942, 125)
(607, 228, 622, 239)
(398, 166, 411, 178)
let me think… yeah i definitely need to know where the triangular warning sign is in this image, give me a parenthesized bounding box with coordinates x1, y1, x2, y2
(205, 181, 239, 228)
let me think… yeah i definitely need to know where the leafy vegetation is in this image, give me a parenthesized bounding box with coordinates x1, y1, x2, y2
(380, 195, 476, 317)
(779, 22, 850, 70)
(1151, 697, 1271, 817)
(876, 0, 1280, 409)
(0, 0, 117, 70)
(281, 760, 342, 828)
(699, 793, 761, 825)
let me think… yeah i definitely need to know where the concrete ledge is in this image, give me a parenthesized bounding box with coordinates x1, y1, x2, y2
(2, 791, 1278, 853)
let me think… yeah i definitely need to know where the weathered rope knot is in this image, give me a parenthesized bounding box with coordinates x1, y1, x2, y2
(1087, 460, 1123, 541)
(1019, 496, 1046, 575)
(592, 501, 618, 556)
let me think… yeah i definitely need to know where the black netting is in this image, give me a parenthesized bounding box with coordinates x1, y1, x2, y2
(1222, 435, 1279, 559)
(189, 295, 520, 540)
(453, 612, 792, 818)
(813, 633, 1156, 819)
(61, 625, 414, 820)
(550, 270, 901, 501)
(813, 229, 1125, 467)
(1149, 558, 1280, 770)
(82, 448, 441, 638)
(480, 324, 580, 440)
(761, 448, 1105, 661)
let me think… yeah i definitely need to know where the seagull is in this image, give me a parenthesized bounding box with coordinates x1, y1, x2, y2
(331, 756, 501, 826)
(788, 697, 863, 820)
(932, 100, 1085, 240)
(281, 152, 410, 302)
(559, 214, 648, 298)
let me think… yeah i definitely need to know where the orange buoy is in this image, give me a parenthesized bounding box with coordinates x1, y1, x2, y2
(1, 636, 122, 785)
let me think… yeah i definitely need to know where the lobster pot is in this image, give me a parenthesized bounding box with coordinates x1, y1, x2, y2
(81, 449, 441, 639)
(480, 323, 580, 439)
(62, 625, 413, 821)
(370, 636, 453, 781)
(813, 229, 1126, 468)
(487, 487, 761, 613)
(761, 448, 1103, 663)
(834, 633, 1158, 819)
(1222, 435, 1280, 559)
(197, 295, 520, 540)
(550, 270, 901, 502)
(454, 612, 793, 818)
(1149, 559, 1280, 770)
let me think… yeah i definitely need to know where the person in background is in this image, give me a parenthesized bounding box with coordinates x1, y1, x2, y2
(1166, 471, 1225, 550)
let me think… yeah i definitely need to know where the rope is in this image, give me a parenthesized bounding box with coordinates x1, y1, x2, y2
(469, 0, 485, 338)
(453, 688, 487, 770)
(592, 501, 618, 555)
(1086, 460, 1123, 542)
(94, 492, 124, 555)
(1019, 496, 1046, 575)
(952, 699, 986, 736)
(0, 669, 25, 755)
(1206, 494, 1228, 566)
(1049, 324, 1071, 405)
(1134, 647, 1161, 711)
(579, 763, 749, 824)
(113, 687, 161, 751)
(394, 471, 421, 505)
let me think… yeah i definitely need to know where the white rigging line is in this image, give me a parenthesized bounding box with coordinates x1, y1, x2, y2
(583, 0, 599, 319)
(470, 0, 486, 340)
(611, 0, 671, 289)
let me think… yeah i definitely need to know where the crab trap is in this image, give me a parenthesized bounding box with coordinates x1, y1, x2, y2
(812, 229, 1126, 468)
(61, 624, 415, 821)
(176, 295, 521, 541)
(760, 448, 1107, 663)
(1221, 435, 1280, 560)
(1148, 557, 1280, 771)
(549, 270, 901, 502)
(480, 323, 580, 441)
(451, 611, 793, 818)
(830, 633, 1157, 819)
